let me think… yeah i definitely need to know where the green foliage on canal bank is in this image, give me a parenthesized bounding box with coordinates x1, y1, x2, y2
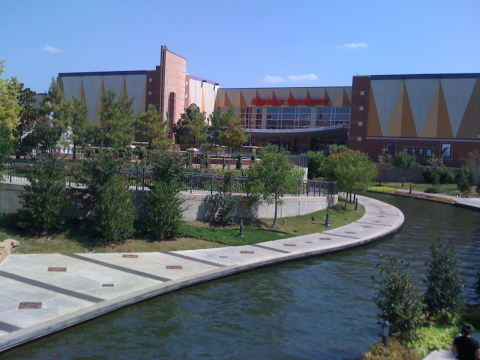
(1, 200, 364, 253)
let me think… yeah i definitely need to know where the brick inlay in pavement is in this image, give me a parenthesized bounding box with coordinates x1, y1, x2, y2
(283, 243, 296, 247)
(219, 255, 229, 259)
(240, 250, 254, 254)
(18, 302, 42, 310)
(166, 265, 182, 270)
(48, 267, 66, 272)
(122, 254, 138, 258)
(102, 284, 114, 287)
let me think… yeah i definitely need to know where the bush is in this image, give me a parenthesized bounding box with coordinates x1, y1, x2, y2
(150, 151, 185, 185)
(423, 167, 440, 185)
(363, 338, 421, 360)
(423, 157, 454, 184)
(408, 326, 457, 357)
(424, 240, 463, 319)
(456, 167, 475, 194)
(424, 186, 440, 194)
(207, 192, 237, 226)
(373, 257, 424, 342)
(142, 181, 184, 240)
(94, 175, 135, 242)
(17, 155, 68, 234)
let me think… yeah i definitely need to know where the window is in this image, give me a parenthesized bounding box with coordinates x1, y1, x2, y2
(360, 91, 365, 96)
(359, 106, 364, 111)
(441, 144, 452, 159)
(426, 148, 434, 158)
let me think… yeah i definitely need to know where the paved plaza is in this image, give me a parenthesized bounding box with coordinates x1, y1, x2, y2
(1, 195, 404, 352)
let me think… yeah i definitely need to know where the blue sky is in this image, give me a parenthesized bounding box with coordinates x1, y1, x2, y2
(1, 0, 479, 93)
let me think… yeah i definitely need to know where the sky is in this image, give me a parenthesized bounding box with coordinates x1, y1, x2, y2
(1, 0, 479, 93)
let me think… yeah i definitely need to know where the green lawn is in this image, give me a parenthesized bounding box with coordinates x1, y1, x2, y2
(374, 182, 478, 196)
(1, 200, 364, 254)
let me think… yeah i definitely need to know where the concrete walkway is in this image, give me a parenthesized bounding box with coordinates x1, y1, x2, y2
(385, 188, 480, 211)
(0, 195, 404, 353)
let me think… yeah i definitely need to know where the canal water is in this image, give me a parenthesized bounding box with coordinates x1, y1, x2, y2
(2, 194, 480, 360)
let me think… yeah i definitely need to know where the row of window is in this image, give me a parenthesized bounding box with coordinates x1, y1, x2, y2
(385, 142, 452, 159)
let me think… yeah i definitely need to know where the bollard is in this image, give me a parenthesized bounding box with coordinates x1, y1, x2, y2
(381, 320, 390, 348)
(409, 184, 412, 194)
(239, 219, 244, 238)
(354, 198, 358, 211)
(324, 207, 331, 227)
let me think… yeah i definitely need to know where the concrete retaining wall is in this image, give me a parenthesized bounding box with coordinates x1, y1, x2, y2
(1, 183, 335, 220)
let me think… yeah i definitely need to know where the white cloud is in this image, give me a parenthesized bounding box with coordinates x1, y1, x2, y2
(262, 75, 286, 83)
(287, 73, 318, 82)
(43, 45, 62, 53)
(338, 42, 368, 49)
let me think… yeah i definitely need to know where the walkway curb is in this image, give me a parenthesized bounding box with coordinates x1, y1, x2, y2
(0, 195, 404, 353)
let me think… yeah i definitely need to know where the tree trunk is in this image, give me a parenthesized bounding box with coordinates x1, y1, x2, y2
(272, 196, 278, 227)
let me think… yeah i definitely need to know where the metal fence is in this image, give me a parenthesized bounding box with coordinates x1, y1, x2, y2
(2, 160, 337, 197)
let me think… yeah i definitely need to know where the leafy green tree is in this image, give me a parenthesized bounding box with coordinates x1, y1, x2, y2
(322, 149, 377, 209)
(66, 96, 92, 160)
(149, 151, 185, 185)
(248, 151, 302, 227)
(208, 108, 223, 146)
(392, 152, 417, 187)
(142, 180, 184, 240)
(135, 104, 171, 150)
(463, 150, 480, 186)
(307, 150, 325, 179)
(80, 151, 124, 202)
(424, 240, 463, 320)
(373, 257, 424, 343)
(0, 61, 22, 133)
(423, 156, 454, 185)
(173, 104, 208, 148)
(455, 166, 475, 194)
(100, 90, 135, 148)
(215, 108, 248, 150)
(14, 84, 40, 153)
(0, 123, 13, 173)
(17, 155, 68, 233)
(207, 169, 237, 225)
(94, 174, 135, 242)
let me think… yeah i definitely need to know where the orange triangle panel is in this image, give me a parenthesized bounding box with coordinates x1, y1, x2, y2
(367, 89, 382, 136)
(400, 85, 417, 137)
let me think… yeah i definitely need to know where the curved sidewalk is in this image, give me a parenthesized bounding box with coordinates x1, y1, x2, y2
(0, 195, 404, 353)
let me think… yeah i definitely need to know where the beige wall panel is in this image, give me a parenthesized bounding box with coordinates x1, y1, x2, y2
(326, 87, 342, 106)
(371, 80, 403, 134)
(203, 83, 217, 116)
(442, 78, 476, 136)
(125, 74, 147, 115)
(82, 76, 103, 125)
(367, 89, 382, 136)
(62, 76, 82, 100)
(457, 79, 480, 139)
(103, 75, 124, 99)
(163, 50, 187, 123)
(436, 84, 454, 138)
(420, 84, 440, 138)
(239, 89, 257, 105)
(405, 79, 438, 135)
(400, 85, 417, 137)
(385, 85, 404, 137)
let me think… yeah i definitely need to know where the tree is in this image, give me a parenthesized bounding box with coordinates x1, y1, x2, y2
(142, 180, 184, 240)
(17, 155, 68, 233)
(377, 148, 392, 185)
(463, 150, 480, 186)
(455, 166, 475, 195)
(150, 151, 185, 185)
(424, 240, 463, 320)
(67, 96, 92, 160)
(392, 152, 417, 188)
(135, 104, 171, 150)
(215, 107, 248, 150)
(173, 104, 208, 148)
(322, 149, 377, 209)
(422, 155, 454, 185)
(0, 61, 22, 133)
(0, 123, 13, 173)
(94, 174, 135, 242)
(100, 90, 135, 148)
(248, 151, 302, 227)
(307, 150, 325, 179)
(13, 84, 40, 153)
(373, 257, 423, 343)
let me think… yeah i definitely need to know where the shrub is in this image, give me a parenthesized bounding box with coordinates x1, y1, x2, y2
(424, 240, 463, 319)
(142, 181, 184, 240)
(408, 326, 457, 357)
(18, 155, 68, 233)
(424, 186, 440, 194)
(456, 166, 475, 194)
(207, 192, 237, 226)
(362, 338, 421, 360)
(373, 257, 424, 343)
(423, 167, 440, 185)
(94, 175, 135, 242)
(150, 151, 185, 185)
